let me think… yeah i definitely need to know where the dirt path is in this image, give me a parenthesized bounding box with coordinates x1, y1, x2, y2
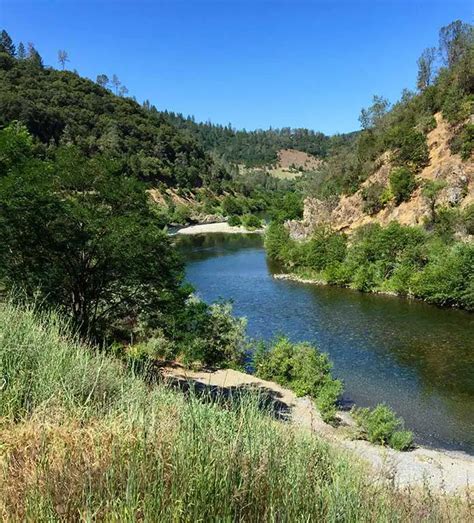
(162, 366, 474, 493)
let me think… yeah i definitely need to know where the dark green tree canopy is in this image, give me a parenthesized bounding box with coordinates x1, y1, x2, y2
(0, 124, 186, 338)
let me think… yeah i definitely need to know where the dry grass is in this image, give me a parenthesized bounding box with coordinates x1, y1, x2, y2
(0, 302, 472, 521)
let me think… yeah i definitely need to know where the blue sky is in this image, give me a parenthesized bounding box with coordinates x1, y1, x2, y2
(1, 0, 472, 134)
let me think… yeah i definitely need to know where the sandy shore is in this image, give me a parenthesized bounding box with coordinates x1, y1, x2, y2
(163, 365, 474, 493)
(174, 222, 265, 235)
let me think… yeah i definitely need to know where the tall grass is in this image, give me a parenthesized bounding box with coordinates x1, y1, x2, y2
(0, 302, 470, 521)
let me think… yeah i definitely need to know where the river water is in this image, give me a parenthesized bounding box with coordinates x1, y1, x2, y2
(177, 233, 474, 454)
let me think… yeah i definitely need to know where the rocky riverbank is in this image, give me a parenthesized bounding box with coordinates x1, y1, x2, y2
(162, 365, 474, 493)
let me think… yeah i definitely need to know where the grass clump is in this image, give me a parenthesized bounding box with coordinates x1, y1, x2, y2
(254, 337, 343, 422)
(352, 403, 414, 451)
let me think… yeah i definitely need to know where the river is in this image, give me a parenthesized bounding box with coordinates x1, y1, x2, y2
(177, 233, 474, 454)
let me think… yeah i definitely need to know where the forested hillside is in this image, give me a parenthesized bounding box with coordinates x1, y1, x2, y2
(0, 38, 226, 189)
(163, 110, 358, 167)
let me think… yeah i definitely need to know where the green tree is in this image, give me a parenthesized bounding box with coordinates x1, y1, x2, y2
(17, 41, 26, 59)
(389, 167, 417, 204)
(96, 73, 109, 88)
(0, 139, 185, 339)
(27, 42, 43, 67)
(422, 180, 446, 223)
(416, 47, 436, 90)
(0, 29, 15, 56)
(439, 20, 473, 68)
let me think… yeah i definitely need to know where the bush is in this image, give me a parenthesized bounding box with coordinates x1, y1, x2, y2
(316, 379, 344, 423)
(351, 404, 413, 451)
(264, 222, 292, 262)
(389, 166, 417, 204)
(180, 300, 248, 369)
(227, 214, 241, 226)
(361, 182, 387, 215)
(389, 430, 415, 451)
(461, 204, 474, 235)
(450, 123, 474, 160)
(241, 214, 262, 230)
(254, 337, 342, 422)
(305, 227, 347, 271)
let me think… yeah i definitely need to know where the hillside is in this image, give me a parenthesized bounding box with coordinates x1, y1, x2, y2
(289, 113, 473, 237)
(164, 110, 358, 168)
(0, 51, 220, 189)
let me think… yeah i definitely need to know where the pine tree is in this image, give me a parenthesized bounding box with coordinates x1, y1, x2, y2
(27, 42, 43, 67)
(0, 29, 15, 56)
(17, 41, 26, 59)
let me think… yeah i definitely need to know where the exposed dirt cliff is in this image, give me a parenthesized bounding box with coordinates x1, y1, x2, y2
(288, 114, 473, 239)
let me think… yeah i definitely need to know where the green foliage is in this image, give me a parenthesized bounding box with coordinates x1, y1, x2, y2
(267, 220, 473, 310)
(0, 121, 34, 173)
(254, 337, 342, 422)
(0, 51, 220, 189)
(361, 182, 387, 215)
(391, 128, 430, 171)
(241, 213, 262, 230)
(410, 242, 474, 309)
(450, 123, 474, 160)
(222, 194, 247, 215)
(352, 404, 413, 451)
(389, 167, 417, 204)
(227, 214, 241, 226)
(165, 112, 335, 167)
(178, 300, 248, 369)
(461, 204, 474, 235)
(264, 221, 292, 262)
(304, 227, 347, 272)
(0, 132, 186, 339)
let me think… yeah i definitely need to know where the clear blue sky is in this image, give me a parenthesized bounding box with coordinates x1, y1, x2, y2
(1, 0, 472, 134)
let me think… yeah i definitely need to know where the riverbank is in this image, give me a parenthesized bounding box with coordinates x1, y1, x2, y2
(163, 364, 474, 493)
(273, 272, 400, 297)
(174, 221, 265, 235)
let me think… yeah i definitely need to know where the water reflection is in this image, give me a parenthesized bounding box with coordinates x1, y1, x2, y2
(177, 233, 474, 453)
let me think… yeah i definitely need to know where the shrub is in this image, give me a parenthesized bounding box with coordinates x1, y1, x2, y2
(227, 214, 241, 226)
(450, 123, 474, 160)
(389, 430, 415, 451)
(316, 379, 344, 423)
(305, 227, 347, 271)
(264, 222, 292, 262)
(180, 301, 248, 369)
(171, 204, 192, 224)
(389, 166, 417, 204)
(361, 182, 387, 215)
(254, 337, 342, 422)
(351, 404, 413, 451)
(241, 214, 262, 230)
(222, 195, 247, 216)
(461, 204, 474, 235)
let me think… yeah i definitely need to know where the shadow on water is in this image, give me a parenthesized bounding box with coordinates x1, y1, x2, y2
(176, 233, 474, 454)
